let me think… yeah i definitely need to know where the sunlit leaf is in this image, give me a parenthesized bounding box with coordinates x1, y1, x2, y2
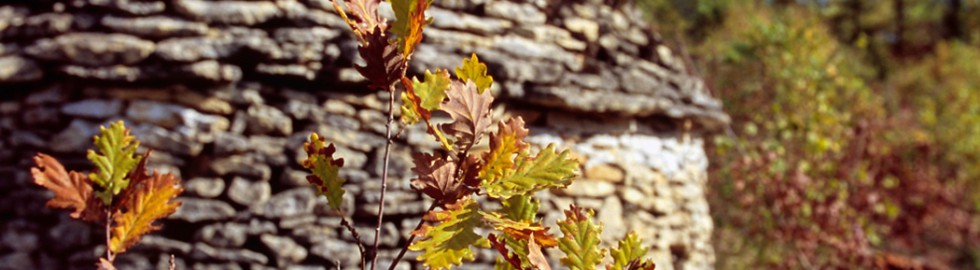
(528, 233, 552, 270)
(440, 80, 493, 152)
(607, 232, 649, 270)
(480, 117, 530, 184)
(87, 120, 142, 205)
(490, 234, 525, 270)
(109, 169, 183, 254)
(455, 53, 494, 93)
(557, 205, 606, 270)
(409, 198, 491, 270)
(485, 144, 577, 199)
(390, 0, 432, 57)
(30, 153, 103, 223)
(302, 133, 347, 211)
(481, 211, 557, 248)
(331, 0, 386, 43)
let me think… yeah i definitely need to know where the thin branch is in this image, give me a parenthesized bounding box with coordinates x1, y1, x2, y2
(105, 209, 114, 263)
(371, 84, 397, 270)
(340, 215, 368, 270)
(388, 201, 438, 270)
(168, 254, 175, 270)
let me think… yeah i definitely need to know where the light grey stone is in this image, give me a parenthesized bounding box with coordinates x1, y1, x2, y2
(0, 56, 42, 82)
(260, 234, 308, 265)
(61, 99, 123, 119)
(170, 198, 236, 222)
(252, 188, 317, 218)
(197, 222, 249, 248)
(101, 15, 208, 38)
(227, 177, 271, 206)
(184, 177, 226, 198)
(25, 33, 155, 66)
(191, 243, 268, 264)
(174, 0, 281, 25)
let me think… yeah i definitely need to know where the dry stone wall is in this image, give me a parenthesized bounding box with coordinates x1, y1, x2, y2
(0, 0, 726, 269)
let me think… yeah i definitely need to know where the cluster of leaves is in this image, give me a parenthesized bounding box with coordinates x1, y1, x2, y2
(642, 0, 980, 269)
(308, 0, 662, 269)
(30, 121, 183, 269)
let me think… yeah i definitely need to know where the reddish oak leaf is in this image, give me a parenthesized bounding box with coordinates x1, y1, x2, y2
(410, 153, 476, 205)
(489, 234, 525, 270)
(30, 153, 103, 223)
(481, 211, 558, 248)
(440, 80, 493, 152)
(390, 0, 431, 58)
(356, 27, 407, 90)
(109, 171, 183, 254)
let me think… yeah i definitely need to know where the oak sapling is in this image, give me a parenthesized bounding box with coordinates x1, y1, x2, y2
(30, 120, 184, 270)
(308, 0, 662, 269)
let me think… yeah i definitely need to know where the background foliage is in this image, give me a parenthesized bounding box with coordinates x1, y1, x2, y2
(639, 0, 980, 268)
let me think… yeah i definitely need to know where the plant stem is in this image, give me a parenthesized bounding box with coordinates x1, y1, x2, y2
(105, 209, 114, 263)
(388, 202, 438, 270)
(371, 86, 396, 270)
(339, 215, 367, 270)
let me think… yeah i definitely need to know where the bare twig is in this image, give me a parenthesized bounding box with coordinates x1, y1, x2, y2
(105, 209, 114, 263)
(370, 85, 397, 270)
(168, 254, 175, 270)
(340, 215, 368, 269)
(388, 201, 438, 270)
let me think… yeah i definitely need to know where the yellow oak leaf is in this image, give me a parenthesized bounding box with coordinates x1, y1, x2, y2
(109, 170, 183, 254)
(455, 53, 494, 93)
(409, 198, 491, 270)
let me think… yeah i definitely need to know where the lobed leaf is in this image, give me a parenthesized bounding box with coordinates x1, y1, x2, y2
(480, 211, 557, 248)
(30, 153, 103, 223)
(356, 28, 407, 90)
(409, 198, 491, 270)
(87, 120, 142, 205)
(607, 232, 649, 270)
(557, 205, 606, 270)
(410, 152, 478, 205)
(400, 70, 454, 150)
(109, 167, 183, 254)
(302, 133, 347, 211)
(502, 194, 539, 223)
(490, 234, 525, 270)
(440, 80, 494, 152)
(455, 53, 494, 93)
(527, 233, 552, 270)
(390, 0, 431, 58)
(479, 117, 530, 185)
(331, 0, 386, 43)
(484, 144, 578, 199)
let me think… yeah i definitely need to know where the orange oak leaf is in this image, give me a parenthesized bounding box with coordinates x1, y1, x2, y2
(109, 168, 183, 254)
(440, 80, 493, 152)
(357, 27, 407, 90)
(30, 153, 103, 223)
(481, 211, 558, 248)
(480, 116, 530, 183)
(390, 0, 431, 58)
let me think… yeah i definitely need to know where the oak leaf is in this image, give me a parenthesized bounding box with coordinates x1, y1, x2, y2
(502, 194, 539, 223)
(479, 117, 530, 184)
(440, 80, 493, 152)
(302, 133, 347, 211)
(455, 53, 494, 93)
(528, 233, 552, 270)
(480, 211, 557, 248)
(557, 205, 606, 270)
(109, 171, 183, 254)
(607, 232, 649, 270)
(30, 153, 103, 223)
(409, 198, 490, 270)
(484, 144, 577, 199)
(410, 152, 477, 205)
(489, 234, 525, 270)
(88, 120, 142, 205)
(357, 28, 406, 90)
(390, 0, 431, 57)
(331, 0, 386, 42)
(400, 70, 454, 150)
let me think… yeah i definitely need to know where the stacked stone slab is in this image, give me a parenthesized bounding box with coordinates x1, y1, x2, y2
(0, 0, 727, 269)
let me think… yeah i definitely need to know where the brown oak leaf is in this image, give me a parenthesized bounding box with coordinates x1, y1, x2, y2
(528, 233, 552, 270)
(356, 27, 407, 90)
(440, 80, 493, 152)
(331, 0, 386, 42)
(31, 153, 103, 223)
(410, 153, 475, 205)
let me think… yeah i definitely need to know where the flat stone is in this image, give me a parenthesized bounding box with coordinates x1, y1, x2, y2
(584, 164, 625, 183)
(260, 234, 308, 265)
(101, 15, 208, 38)
(227, 177, 271, 206)
(0, 12, 73, 39)
(46, 220, 91, 252)
(191, 243, 268, 264)
(0, 56, 42, 82)
(184, 177, 225, 198)
(9, 131, 46, 149)
(174, 88, 234, 115)
(46, 119, 99, 152)
(90, 0, 166, 15)
(62, 99, 123, 119)
(197, 222, 249, 248)
(554, 179, 616, 197)
(247, 104, 292, 135)
(130, 123, 204, 156)
(429, 7, 513, 34)
(597, 196, 625, 243)
(174, 0, 282, 25)
(170, 198, 236, 222)
(309, 241, 360, 266)
(210, 155, 272, 181)
(127, 100, 185, 128)
(252, 188, 317, 219)
(26, 33, 155, 66)
(182, 60, 243, 82)
(137, 235, 193, 255)
(485, 2, 545, 24)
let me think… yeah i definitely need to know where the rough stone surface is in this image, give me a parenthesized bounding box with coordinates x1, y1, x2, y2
(0, 0, 723, 269)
